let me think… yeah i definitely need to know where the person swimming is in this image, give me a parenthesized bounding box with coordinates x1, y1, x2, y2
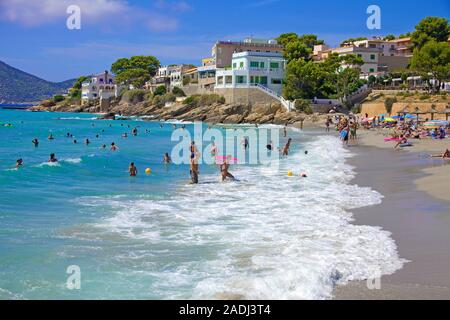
(32, 138, 39, 147)
(85, 138, 90, 145)
(163, 153, 172, 164)
(16, 158, 23, 168)
(48, 153, 58, 163)
(101, 144, 107, 149)
(210, 142, 218, 157)
(266, 141, 273, 151)
(132, 128, 138, 136)
(48, 134, 55, 140)
(73, 139, 77, 144)
(128, 162, 138, 176)
(122, 133, 128, 138)
(111, 142, 119, 151)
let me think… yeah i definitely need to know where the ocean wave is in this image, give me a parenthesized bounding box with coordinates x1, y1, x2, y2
(73, 135, 405, 299)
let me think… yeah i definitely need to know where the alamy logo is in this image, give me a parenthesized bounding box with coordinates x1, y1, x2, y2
(66, 5, 81, 30)
(366, 5, 381, 30)
(66, 265, 81, 290)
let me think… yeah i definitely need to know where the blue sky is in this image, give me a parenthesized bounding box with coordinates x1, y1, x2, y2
(0, 0, 448, 82)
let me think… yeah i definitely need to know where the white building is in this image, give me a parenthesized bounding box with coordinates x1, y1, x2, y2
(81, 71, 120, 104)
(331, 46, 380, 75)
(215, 51, 286, 94)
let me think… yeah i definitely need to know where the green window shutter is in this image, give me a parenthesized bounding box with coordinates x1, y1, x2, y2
(260, 62, 265, 68)
(261, 76, 268, 85)
(370, 54, 376, 60)
(233, 63, 236, 69)
(240, 62, 244, 68)
(250, 61, 259, 68)
(270, 62, 279, 69)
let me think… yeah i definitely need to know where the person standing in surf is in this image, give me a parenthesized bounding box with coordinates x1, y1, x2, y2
(220, 156, 236, 182)
(190, 141, 200, 184)
(282, 138, 292, 156)
(129, 162, 138, 177)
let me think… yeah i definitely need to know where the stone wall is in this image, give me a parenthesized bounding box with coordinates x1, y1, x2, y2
(214, 87, 280, 106)
(361, 102, 448, 119)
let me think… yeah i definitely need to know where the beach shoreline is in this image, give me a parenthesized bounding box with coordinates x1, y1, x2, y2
(333, 129, 450, 299)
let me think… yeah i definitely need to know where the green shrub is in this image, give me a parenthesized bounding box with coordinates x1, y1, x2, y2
(144, 92, 153, 101)
(351, 104, 362, 114)
(183, 94, 225, 107)
(384, 97, 397, 114)
(152, 95, 165, 108)
(153, 85, 167, 96)
(163, 92, 176, 103)
(124, 89, 147, 103)
(172, 86, 186, 97)
(294, 99, 312, 114)
(419, 93, 431, 100)
(53, 95, 65, 103)
(182, 77, 191, 86)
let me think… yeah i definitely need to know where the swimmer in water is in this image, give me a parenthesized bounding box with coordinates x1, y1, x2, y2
(32, 138, 39, 147)
(101, 144, 107, 149)
(305, 151, 308, 155)
(16, 158, 23, 168)
(128, 162, 138, 177)
(48, 153, 58, 163)
(122, 133, 128, 138)
(73, 139, 77, 144)
(132, 128, 138, 136)
(110, 142, 119, 151)
(85, 138, 90, 145)
(48, 134, 55, 140)
(266, 141, 273, 151)
(163, 153, 172, 164)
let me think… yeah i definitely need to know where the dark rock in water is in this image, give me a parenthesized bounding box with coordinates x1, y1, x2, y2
(98, 113, 115, 120)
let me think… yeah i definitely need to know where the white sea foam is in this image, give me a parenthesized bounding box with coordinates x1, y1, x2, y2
(62, 158, 82, 164)
(35, 162, 61, 168)
(76, 135, 406, 299)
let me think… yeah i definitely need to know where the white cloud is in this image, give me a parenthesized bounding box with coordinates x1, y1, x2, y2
(0, 0, 187, 31)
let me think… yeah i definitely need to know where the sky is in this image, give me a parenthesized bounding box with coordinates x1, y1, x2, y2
(0, 0, 449, 82)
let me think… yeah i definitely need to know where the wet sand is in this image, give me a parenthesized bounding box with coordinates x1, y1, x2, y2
(333, 134, 450, 299)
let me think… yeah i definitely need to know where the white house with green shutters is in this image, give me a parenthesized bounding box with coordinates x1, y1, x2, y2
(215, 51, 286, 94)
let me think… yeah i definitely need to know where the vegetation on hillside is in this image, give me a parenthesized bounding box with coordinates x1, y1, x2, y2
(0, 61, 75, 103)
(111, 55, 160, 88)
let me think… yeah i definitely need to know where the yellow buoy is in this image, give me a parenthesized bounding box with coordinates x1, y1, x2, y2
(145, 168, 152, 175)
(287, 171, 293, 177)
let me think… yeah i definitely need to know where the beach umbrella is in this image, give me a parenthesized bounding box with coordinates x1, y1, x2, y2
(384, 118, 397, 122)
(445, 106, 450, 122)
(428, 105, 438, 121)
(405, 114, 416, 119)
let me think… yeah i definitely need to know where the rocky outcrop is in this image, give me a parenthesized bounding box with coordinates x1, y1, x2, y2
(31, 96, 339, 126)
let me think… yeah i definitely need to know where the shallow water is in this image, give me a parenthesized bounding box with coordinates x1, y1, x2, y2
(0, 110, 405, 299)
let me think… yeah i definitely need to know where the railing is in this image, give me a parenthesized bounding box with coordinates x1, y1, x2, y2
(251, 83, 294, 111)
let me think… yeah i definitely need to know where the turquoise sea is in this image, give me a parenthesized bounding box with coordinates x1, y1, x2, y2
(0, 109, 404, 300)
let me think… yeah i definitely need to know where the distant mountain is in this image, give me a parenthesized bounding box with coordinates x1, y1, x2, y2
(0, 61, 76, 103)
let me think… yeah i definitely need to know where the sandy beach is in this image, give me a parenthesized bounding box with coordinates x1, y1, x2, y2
(334, 129, 450, 299)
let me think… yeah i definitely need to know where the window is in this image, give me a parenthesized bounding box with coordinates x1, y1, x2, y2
(260, 76, 268, 85)
(370, 54, 376, 60)
(369, 68, 375, 73)
(239, 62, 244, 68)
(233, 63, 237, 69)
(270, 62, 279, 69)
(217, 76, 224, 84)
(236, 76, 247, 84)
(250, 76, 255, 83)
(357, 54, 362, 58)
(260, 62, 265, 68)
(225, 76, 232, 84)
(250, 61, 259, 68)
(271, 78, 282, 84)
